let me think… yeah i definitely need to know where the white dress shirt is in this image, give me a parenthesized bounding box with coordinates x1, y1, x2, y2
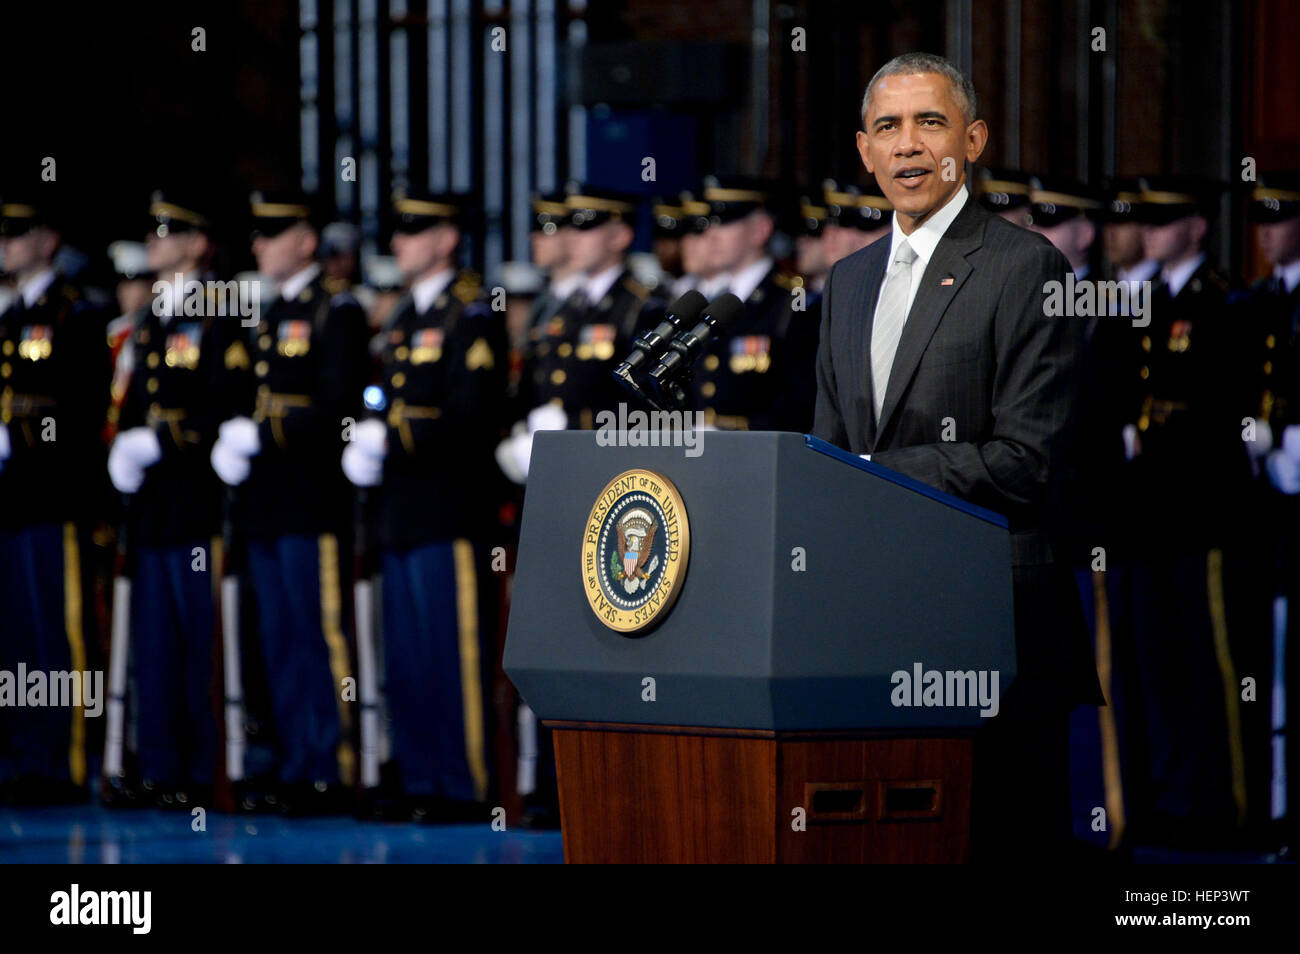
(697, 273, 732, 300)
(19, 267, 57, 309)
(728, 255, 774, 304)
(585, 264, 624, 305)
(411, 267, 456, 314)
(549, 271, 586, 303)
(279, 263, 321, 303)
(1276, 258, 1300, 295)
(1161, 252, 1206, 298)
(876, 185, 969, 324)
(1118, 258, 1159, 286)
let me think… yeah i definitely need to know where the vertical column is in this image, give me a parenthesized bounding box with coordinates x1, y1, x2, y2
(335, 0, 357, 215)
(484, 2, 507, 274)
(510, 0, 534, 263)
(300, 0, 322, 193)
(390, 0, 411, 182)
(429, 0, 450, 191)
(358, 0, 382, 254)
(566, 3, 588, 182)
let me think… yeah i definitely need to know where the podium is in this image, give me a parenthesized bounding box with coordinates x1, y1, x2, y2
(504, 431, 1015, 863)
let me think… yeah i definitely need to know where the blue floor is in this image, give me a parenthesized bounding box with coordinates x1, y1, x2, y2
(0, 804, 564, 864)
(1, 804, 1289, 864)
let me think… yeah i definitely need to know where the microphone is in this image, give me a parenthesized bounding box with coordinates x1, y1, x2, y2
(612, 290, 709, 410)
(614, 290, 709, 378)
(648, 293, 744, 407)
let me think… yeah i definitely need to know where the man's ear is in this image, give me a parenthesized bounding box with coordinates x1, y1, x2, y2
(36, 227, 61, 262)
(964, 119, 988, 164)
(1190, 215, 1208, 247)
(299, 226, 319, 261)
(439, 225, 461, 260)
(856, 130, 873, 175)
(1079, 218, 1097, 254)
(612, 222, 634, 255)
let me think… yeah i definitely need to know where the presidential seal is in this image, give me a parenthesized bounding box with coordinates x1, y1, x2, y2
(581, 469, 690, 634)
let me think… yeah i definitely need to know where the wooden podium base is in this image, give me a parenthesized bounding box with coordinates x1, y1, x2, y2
(548, 721, 973, 863)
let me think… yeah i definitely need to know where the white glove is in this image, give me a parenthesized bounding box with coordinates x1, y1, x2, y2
(1245, 419, 1273, 460)
(219, 417, 261, 458)
(1122, 423, 1141, 461)
(495, 427, 534, 485)
(527, 403, 567, 434)
(342, 440, 384, 487)
(352, 418, 388, 459)
(114, 427, 163, 468)
(1283, 425, 1300, 460)
(211, 437, 252, 486)
(1266, 449, 1300, 495)
(107, 444, 145, 494)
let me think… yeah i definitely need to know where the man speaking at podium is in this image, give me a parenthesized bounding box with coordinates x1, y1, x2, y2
(812, 53, 1103, 861)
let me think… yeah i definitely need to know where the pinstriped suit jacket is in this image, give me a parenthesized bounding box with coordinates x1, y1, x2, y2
(813, 196, 1082, 567)
(813, 195, 1103, 706)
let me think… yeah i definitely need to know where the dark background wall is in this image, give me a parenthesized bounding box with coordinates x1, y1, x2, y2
(1, 0, 1296, 284)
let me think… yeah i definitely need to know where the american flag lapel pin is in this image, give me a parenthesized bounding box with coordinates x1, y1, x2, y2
(940, 276, 954, 286)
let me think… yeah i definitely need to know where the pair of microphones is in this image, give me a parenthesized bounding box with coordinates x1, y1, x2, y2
(612, 290, 744, 411)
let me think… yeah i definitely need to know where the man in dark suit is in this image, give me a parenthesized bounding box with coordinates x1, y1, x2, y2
(811, 52, 1102, 860)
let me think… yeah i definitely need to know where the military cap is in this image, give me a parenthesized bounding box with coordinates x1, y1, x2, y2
(677, 192, 712, 234)
(1025, 177, 1103, 227)
(0, 195, 57, 237)
(498, 259, 545, 296)
(320, 221, 361, 256)
(822, 179, 891, 231)
(652, 199, 689, 238)
(1102, 177, 1148, 224)
(249, 189, 317, 238)
(1248, 172, 1300, 224)
(701, 175, 772, 224)
(107, 240, 150, 279)
(564, 184, 638, 229)
(531, 191, 571, 235)
(362, 254, 404, 291)
(1136, 175, 1223, 225)
(975, 167, 1035, 214)
(798, 190, 830, 237)
(392, 187, 467, 233)
(147, 189, 212, 239)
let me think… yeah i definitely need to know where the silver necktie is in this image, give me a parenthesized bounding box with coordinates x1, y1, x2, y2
(870, 240, 918, 421)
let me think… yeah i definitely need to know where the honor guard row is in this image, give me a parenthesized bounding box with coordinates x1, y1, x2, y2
(4, 170, 1298, 857)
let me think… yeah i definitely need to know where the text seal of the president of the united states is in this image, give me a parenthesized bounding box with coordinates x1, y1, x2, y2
(581, 469, 690, 634)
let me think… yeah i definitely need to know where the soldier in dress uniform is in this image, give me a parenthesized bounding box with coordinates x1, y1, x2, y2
(1024, 177, 1136, 850)
(688, 175, 818, 432)
(975, 167, 1035, 226)
(1025, 177, 1101, 279)
(822, 179, 891, 266)
(104, 191, 248, 809)
(0, 194, 109, 804)
(509, 185, 662, 441)
(673, 191, 724, 300)
(794, 188, 831, 300)
(1244, 172, 1300, 849)
(342, 189, 506, 821)
(1119, 175, 1257, 847)
(525, 192, 586, 351)
(497, 186, 662, 824)
(651, 198, 688, 292)
(1103, 178, 1160, 288)
(208, 190, 371, 814)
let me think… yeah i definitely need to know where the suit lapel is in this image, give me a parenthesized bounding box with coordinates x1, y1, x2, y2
(874, 199, 985, 445)
(853, 241, 890, 448)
